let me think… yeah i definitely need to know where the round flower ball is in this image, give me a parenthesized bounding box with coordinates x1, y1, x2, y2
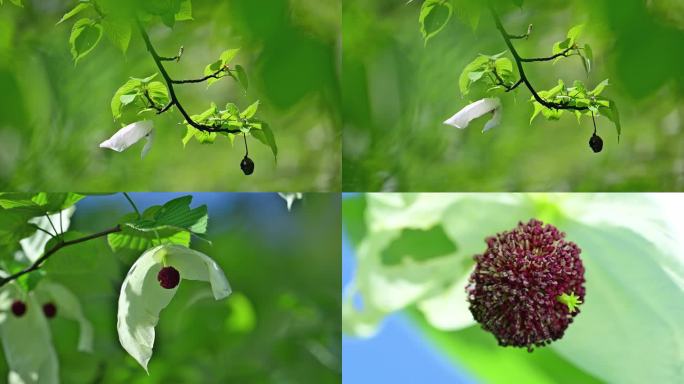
(466, 219, 585, 351)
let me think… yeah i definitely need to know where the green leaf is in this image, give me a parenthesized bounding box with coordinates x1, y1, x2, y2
(530, 102, 544, 124)
(120, 93, 136, 105)
(252, 122, 278, 161)
(600, 98, 622, 140)
(589, 79, 610, 96)
(102, 16, 132, 54)
(567, 24, 585, 41)
(111, 78, 143, 120)
(57, 3, 91, 25)
(175, 0, 193, 21)
(0, 192, 85, 213)
(69, 18, 103, 64)
(240, 101, 260, 119)
(146, 81, 170, 106)
(220, 48, 240, 64)
(0, 209, 37, 246)
(234, 64, 249, 91)
(128, 195, 208, 234)
(459, 55, 489, 96)
(494, 57, 513, 78)
(107, 226, 191, 252)
(183, 126, 217, 146)
(419, 0, 453, 45)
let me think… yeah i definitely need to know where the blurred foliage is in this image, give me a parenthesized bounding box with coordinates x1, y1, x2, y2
(342, 0, 684, 191)
(0, 0, 340, 191)
(0, 193, 341, 383)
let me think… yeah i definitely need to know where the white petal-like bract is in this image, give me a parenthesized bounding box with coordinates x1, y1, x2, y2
(117, 245, 231, 371)
(34, 281, 93, 353)
(99, 121, 154, 154)
(0, 281, 58, 384)
(19, 207, 76, 263)
(444, 98, 502, 132)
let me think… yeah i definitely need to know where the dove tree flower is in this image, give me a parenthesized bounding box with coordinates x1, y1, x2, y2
(117, 244, 232, 371)
(99, 120, 154, 159)
(444, 98, 502, 132)
(0, 271, 92, 384)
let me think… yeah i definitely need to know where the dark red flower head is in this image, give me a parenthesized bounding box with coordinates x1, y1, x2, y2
(157, 266, 181, 289)
(43, 302, 57, 319)
(11, 300, 27, 317)
(466, 219, 585, 351)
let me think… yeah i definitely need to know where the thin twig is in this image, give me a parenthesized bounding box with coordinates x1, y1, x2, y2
(171, 67, 232, 84)
(0, 226, 121, 288)
(242, 133, 249, 156)
(520, 46, 575, 63)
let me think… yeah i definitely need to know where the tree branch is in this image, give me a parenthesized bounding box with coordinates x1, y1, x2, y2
(0, 226, 122, 288)
(520, 46, 575, 63)
(488, 5, 587, 111)
(136, 21, 240, 134)
(171, 67, 232, 84)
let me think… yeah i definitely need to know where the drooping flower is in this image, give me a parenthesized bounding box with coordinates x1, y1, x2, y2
(466, 219, 585, 351)
(117, 244, 231, 371)
(99, 120, 154, 158)
(444, 98, 502, 132)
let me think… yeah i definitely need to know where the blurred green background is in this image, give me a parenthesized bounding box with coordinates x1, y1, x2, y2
(0, 193, 341, 383)
(342, 0, 684, 191)
(0, 0, 340, 191)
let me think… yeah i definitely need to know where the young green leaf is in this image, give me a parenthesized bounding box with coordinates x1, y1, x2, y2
(234, 64, 249, 91)
(240, 101, 260, 119)
(419, 0, 453, 45)
(251, 122, 278, 161)
(69, 18, 103, 64)
(102, 17, 132, 54)
(459, 55, 489, 96)
(56, 2, 91, 25)
(600, 98, 622, 140)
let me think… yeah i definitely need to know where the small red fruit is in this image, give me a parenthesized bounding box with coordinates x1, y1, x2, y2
(11, 300, 27, 317)
(157, 266, 181, 289)
(43, 302, 57, 319)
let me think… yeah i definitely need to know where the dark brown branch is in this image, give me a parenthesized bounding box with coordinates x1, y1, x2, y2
(0, 226, 121, 288)
(520, 46, 574, 62)
(171, 67, 232, 84)
(136, 21, 240, 134)
(488, 5, 587, 111)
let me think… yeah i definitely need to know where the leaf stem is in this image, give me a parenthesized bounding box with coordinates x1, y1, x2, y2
(123, 192, 141, 217)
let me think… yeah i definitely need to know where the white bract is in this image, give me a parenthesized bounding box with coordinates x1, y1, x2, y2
(117, 244, 231, 371)
(0, 270, 91, 384)
(278, 193, 303, 211)
(444, 97, 502, 132)
(19, 207, 76, 263)
(99, 120, 154, 158)
(0, 208, 93, 384)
